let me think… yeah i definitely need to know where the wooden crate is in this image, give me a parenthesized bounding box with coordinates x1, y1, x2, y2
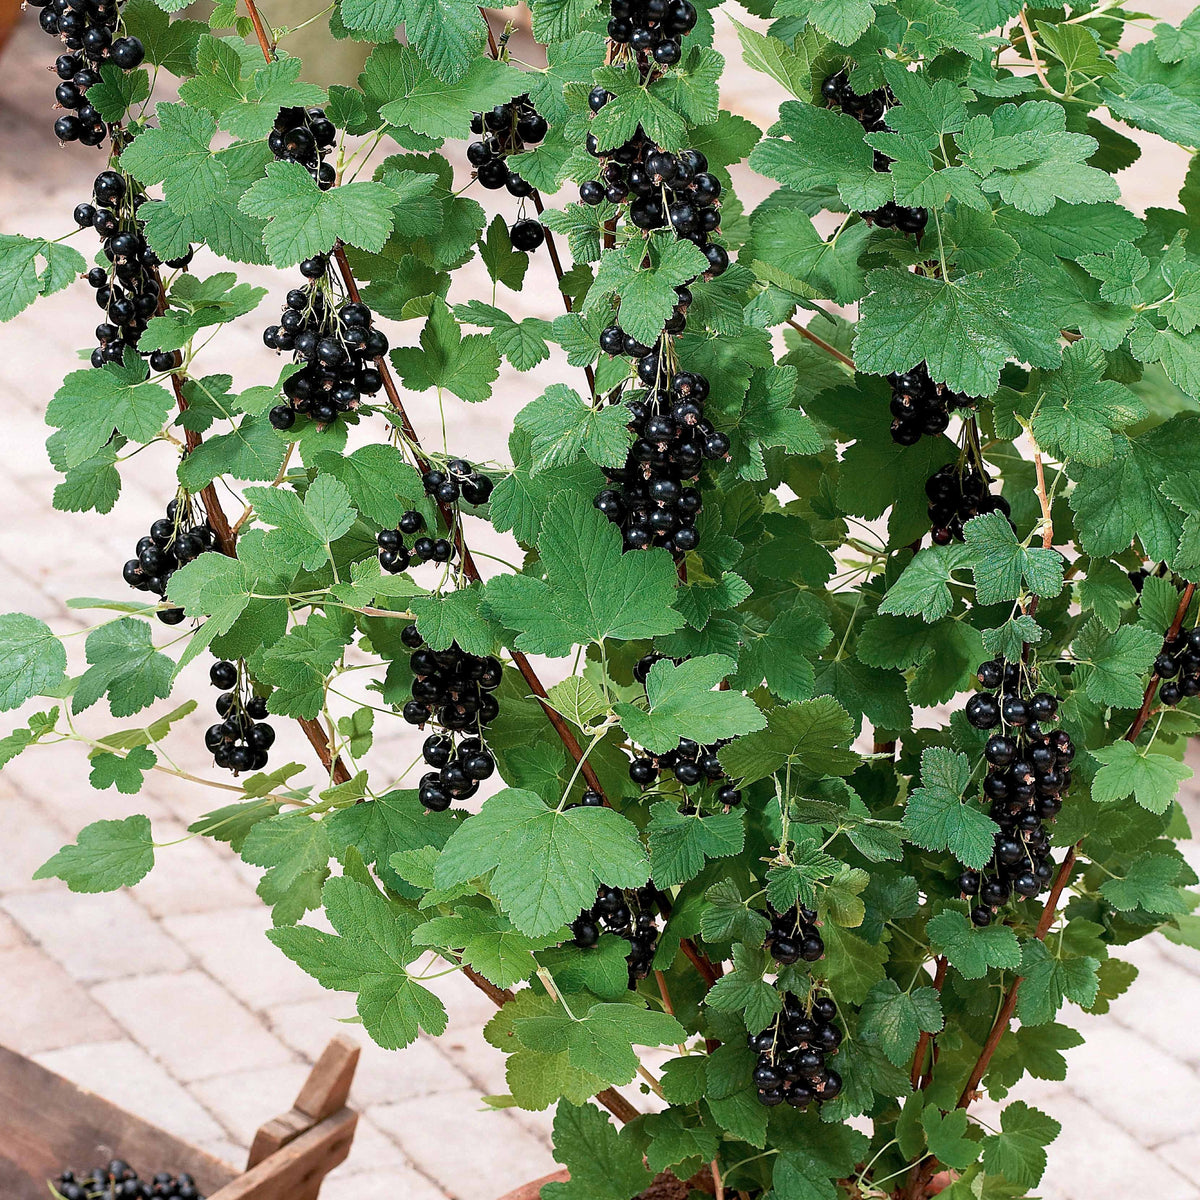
(0, 1036, 360, 1200)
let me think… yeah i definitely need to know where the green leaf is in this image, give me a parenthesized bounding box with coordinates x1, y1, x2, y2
(980, 1101, 1060, 1188)
(121, 102, 226, 214)
(34, 815, 155, 893)
(728, 16, 824, 101)
(73, 619, 174, 718)
(455, 300, 552, 371)
(1031, 339, 1147, 467)
(963, 511, 1064, 605)
(434, 788, 648, 936)
(410, 586, 498, 658)
(775, 0, 877, 43)
(0, 234, 86, 321)
(390, 299, 500, 404)
(241, 808, 332, 925)
(859, 979, 944, 1067)
(927, 909, 1021, 979)
(616, 655, 764, 754)
(1091, 739, 1191, 814)
(1099, 854, 1187, 914)
(378, 49, 525, 138)
(239, 161, 403, 266)
(541, 1102, 653, 1200)
(705, 944, 783, 1033)
(0, 613, 67, 711)
(268, 876, 447, 1048)
(483, 490, 683, 655)
(903, 746, 998, 870)
(1016, 939, 1099, 1025)
(245, 475, 355, 572)
(1069, 416, 1200, 565)
(878, 544, 971, 623)
(47, 354, 176, 468)
(855, 267, 1063, 398)
(514, 383, 632, 473)
(257, 610, 353, 720)
(514, 1001, 687, 1087)
(585, 231, 711, 346)
(719, 697, 859, 786)
(700, 879, 771, 945)
(646, 801, 745, 887)
(922, 1108, 980, 1172)
(1072, 619, 1160, 708)
(89, 746, 158, 794)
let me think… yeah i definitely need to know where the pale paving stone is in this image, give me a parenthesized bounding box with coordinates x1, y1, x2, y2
(162, 905, 326, 1011)
(1156, 1131, 1200, 1184)
(319, 1164, 450, 1200)
(0, 785, 73, 893)
(0, 945, 121, 1053)
(190, 1063, 313, 1145)
(35, 1040, 226, 1148)
(1056, 1013, 1200, 1147)
(367, 1089, 557, 1200)
(91, 969, 296, 1082)
(0, 909, 27, 949)
(132, 820, 257, 918)
(1032, 1090, 1200, 1200)
(3, 888, 189, 983)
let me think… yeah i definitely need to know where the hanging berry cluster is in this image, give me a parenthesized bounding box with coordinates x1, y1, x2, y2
(263, 270, 386, 430)
(376, 511, 454, 571)
(1154, 626, 1200, 706)
(467, 95, 548, 252)
(571, 885, 662, 986)
(268, 105, 337, 190)
(750, 992, 843, 1109)
(961, 659, 1074, 927)
(422, 460, 495, 508)
(399, 624, 502, 811)
(888, 363, 972, 445)
(925, 461, 1011, 546)
(605, 0, 696, 67)
(122, 494, 216, 624)
(55, 1160, 203, 1200)
(764, 903, 824, 966)
(204, 659, 275, 775)
(821, 70, 927, 236)
(35, 0, 144, 147)
(75, 169, 183, 369)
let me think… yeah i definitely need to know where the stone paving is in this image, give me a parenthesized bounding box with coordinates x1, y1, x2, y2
(2, 6, 1200, 1199)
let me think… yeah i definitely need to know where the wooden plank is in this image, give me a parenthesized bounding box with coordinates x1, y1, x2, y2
(0, 1043, 237, 1200)
(246, 1037, 359, 1170)
(209, 1109, 357, 1200)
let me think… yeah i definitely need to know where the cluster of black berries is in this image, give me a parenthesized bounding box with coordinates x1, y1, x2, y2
(594, 353, 726, 556)
(750, 993, 843, 1109)
(606, 0, 696, 69)
(122, 496, 215, 624)
(579, 135, 727, 276)
(376, 511, 453, 571)
(960, 660, 1073, 927)
(268, 105, 337, 189)
(628, 737, 740, 804)
(765, 903, 824, 966)
(888, 363, 972, 445)
(75, 170, 183, 369)
(467, 95, 548, 252)
(422, 460, 495, 508)
(36, 0, 144, 146)
(924, 462, 1011, 545)
(571, 885, 661, 985)
(1154, 626, 1200, 706)
(204, 659, 274, 774)
(263, 272, 386, 429)
(821, 70, 927, 236)
(399, 624, 502, 809)
(54, 1161, 202, 1199)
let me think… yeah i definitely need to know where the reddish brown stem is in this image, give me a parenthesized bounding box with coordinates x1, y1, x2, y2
(909, 956, 946, 1090)
(785, 318, 855, 370)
